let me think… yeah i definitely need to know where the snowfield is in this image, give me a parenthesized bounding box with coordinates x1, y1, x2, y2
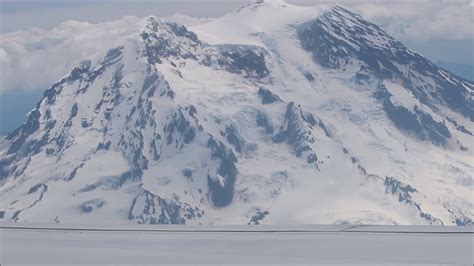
(0, 0, 473, 226)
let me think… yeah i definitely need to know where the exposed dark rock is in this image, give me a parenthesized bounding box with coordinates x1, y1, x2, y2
(182, 168, 193, 178)
(182, 205, 204, 220)
(303, 72, 315, 81)
(248, 209, 269, 225)
(307, 153, 318, 164)
(142, 21, 269, 79)
(354, 66, 372, 84)
(102, 47, 124, 67)
(384, 176, 442, 225)
(80, 198, 105, 213)
(216, 44, 269, 78)
(167, 22, 199, 42)
(384, 176, 417, 200)
(446, 117, 473, 136)
(380, 93, 451, 146)
(258, 87, 282, 104)
(12, 210, 21, 221)
(128, 189, 189, 224)
(454, 216, 474, 226)
(81, 118, 90, 128)
(67, 60, 91, 82)
(81, 205, 93, 213)
(7, 109, 41, 155)
(456, 126, 472, 136)
(28, 183, 47, 194)
(45, 148, 54, 155)
(225, 125, 245, 153)
(164, 108, 196, 146)
(141, 18, 200, 65)
(143, 73, 159, 98)
(6, 183, 49, 221)
(96, 141, 111, 151)
(150, 139, 161, 161)
(78, 182, 101, 193)
(67, 163, 85, 181)
(273, 102, 318, 165)
(0, 157, 16, 181)
(207, 137, 237, 207)
(256, 111, 274, 134)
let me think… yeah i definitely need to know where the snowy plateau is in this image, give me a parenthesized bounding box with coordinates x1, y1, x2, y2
(0, 0, 473, 226)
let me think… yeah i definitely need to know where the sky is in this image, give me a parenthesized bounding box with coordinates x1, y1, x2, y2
(0, 0, 473, 134)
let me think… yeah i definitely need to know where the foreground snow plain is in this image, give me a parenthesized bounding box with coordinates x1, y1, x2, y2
(1, 223, 473, 264)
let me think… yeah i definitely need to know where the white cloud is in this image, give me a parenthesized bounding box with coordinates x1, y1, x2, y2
(349, 1, 473, 42)
(0, 16, 143, 94)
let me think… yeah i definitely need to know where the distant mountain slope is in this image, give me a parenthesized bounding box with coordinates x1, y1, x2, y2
(1, 0, 472, 225)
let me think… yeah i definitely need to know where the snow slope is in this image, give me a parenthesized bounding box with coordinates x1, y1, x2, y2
(0, 0, 472, 226)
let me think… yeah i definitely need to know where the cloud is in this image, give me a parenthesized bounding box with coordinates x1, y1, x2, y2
(0, 16, 142, 94)
(349, 1, 473, 42)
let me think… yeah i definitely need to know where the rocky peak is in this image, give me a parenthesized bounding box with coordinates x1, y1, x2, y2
(298, 5, 474, 121)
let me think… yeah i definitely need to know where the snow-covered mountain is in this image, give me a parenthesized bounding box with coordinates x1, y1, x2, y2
(1, 0, 472, 225)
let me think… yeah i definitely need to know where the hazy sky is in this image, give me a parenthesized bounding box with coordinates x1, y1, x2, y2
(1, 1, 473, 39)
(0, 2, 245, 33)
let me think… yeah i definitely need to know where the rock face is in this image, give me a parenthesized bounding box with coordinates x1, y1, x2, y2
(374, 84, 452, 146)
(258, 87, 282, 104)
(0, 2, 472, 225)
(273, 102, 321, 165)
(297, 6, 473, 122)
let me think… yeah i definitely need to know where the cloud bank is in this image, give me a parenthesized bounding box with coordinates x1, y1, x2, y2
(0, 16, 143, 94)
(351, 1, 474, 42)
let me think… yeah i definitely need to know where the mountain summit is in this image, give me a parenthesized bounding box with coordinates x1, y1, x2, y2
(1, 3, 472, 225)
